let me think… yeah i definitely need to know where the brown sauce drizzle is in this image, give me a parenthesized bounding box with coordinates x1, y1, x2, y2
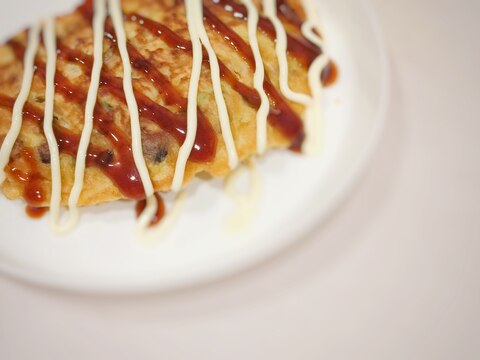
(57, 39, 94, 69)
(202, 6, 305, 149)
(4, 12, 217, 203)
(0, 95, 48, 205)
(127, 14, 192, 51)
(0, 92, 146, 200)
(202, 6, 256, 67)
(26, 206, 48, 219)
(126, 42, 186, 110)
(35, 60, 88, 104)
(121, 44, 217, 162)
(135, 192, 165, 227)
(58, 33, 216, 163)
(6, 147, 47, 206)
(276, 0, 305, 29)
(78, 0, 94, 20)
(78, 5, 217, 163)
(321, 60, 338, 87)
(128, 13, 262, 108)
(6, 38, 26, 60)
(275, 0, 338, 87)
(54, 110, 146, 200)
(207, 0, 321, 67)
(128, 10, 304, 150)
(6, 39, 147, 200)
(0, 94, 42, 123)
(207, 0, 336, 87)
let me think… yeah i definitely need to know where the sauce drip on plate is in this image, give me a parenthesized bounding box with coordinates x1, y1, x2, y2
(135, 193, 166, 227)
(26, 206, 48, 219)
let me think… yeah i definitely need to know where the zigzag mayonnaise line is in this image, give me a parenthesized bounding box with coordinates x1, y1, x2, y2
(49, 0, 107, 233)
(41, 17, 63, 232)
(224, 157, 260, 232)
(139, 191, 187, 242)
(262, 0, 311, 106)
(171, 0, 204, 192)
(240, 0, 270, 155)
(300, 0, 330, 153)
(300, 0, 325, 49)
(109, 0, 158, 229)
(194, 1, 238, 169)
(0, 23, 41, 184)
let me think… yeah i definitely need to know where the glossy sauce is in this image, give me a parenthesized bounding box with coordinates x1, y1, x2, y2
(6, 41, 146, 200)
(276, 0, 304, 28)
(208, 0, 321, 67)
(202, 6, 305, 149)
(9, 38, 88, 103)
(128, 13, 260, 107)
(6, 148, 47, 206)
(106, 21, 216, 162)
(0, 94, 42, 123)
(208, 0, 337, 89)
(129, 10, 305, 150)
(26, 205, 48, 219)
(135, 192, 165, 226)
(6, 26, 216, 197)
(6, 38, 26, 60)
(80, 6, 217, 163)
(0, 94, 48, 206)
(321, 60, 338, 87)
(36, 61, 88, 103)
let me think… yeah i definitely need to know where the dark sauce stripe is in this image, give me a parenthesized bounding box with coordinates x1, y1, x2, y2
(77, 3, 217, 163)
(4, 40, 146, 199)
(276, 0, 304, 28)
(127, 13, 261, 108)
(209, 0, 336, 87)
(202, 6, 256, 67)
(7, 38, 26, 60)
(207, 0, 321, 67)
(127, 14, 192, 51)
(129, 10, 303, 149)
(57, 38, 94, 69)
(57, 25, 217, 162)
(202, 6, 305, 149)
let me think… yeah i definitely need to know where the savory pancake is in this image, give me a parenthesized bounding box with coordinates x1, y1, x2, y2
(0, 0, 327, 207)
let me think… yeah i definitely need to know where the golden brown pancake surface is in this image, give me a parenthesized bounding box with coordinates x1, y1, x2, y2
(0, 0, 325, 207)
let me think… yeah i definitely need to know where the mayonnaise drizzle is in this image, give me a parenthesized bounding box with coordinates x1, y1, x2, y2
(0, 23, 41, 184)
(300, 0, 324, 53)
(139, 191, 187, 243)
(224, 158, 260, 232)
(171, 0, 203, 192)
(262, 0, 311, 105)
(194, 1, 238, 169)
(109, 0, 158, 229)
(41, 17, 63, 232)
(48, 0, 108, 233)
(0, 0, 332, 235)
(239, 0, 270, 155)
(299, 0, 330, 153)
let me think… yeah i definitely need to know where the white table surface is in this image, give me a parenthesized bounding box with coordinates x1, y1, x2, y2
(1, 0, 479, 359)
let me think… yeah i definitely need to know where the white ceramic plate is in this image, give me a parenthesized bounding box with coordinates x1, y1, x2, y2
(0, 0, 389, 293)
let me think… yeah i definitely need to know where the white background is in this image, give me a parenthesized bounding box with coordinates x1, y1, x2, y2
(1, 0, 479, 359)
